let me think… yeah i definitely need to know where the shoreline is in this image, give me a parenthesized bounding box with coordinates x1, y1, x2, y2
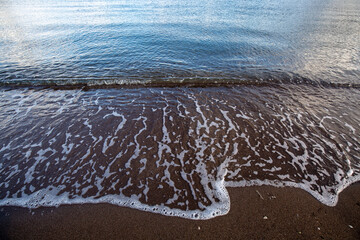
(1, 184, 359, 239)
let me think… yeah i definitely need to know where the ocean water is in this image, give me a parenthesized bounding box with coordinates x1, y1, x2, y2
(0, 0, 359, 219)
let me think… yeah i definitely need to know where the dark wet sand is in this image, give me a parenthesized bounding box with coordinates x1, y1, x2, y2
(1, 184, 359, 240)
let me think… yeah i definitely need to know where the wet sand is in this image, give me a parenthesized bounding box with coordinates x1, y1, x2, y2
(0, 184, 359, 240)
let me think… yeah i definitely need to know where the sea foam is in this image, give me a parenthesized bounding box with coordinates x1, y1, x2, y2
(0, 86, 359, 219)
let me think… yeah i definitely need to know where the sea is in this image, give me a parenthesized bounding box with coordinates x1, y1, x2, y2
(0, 0, 359, 219)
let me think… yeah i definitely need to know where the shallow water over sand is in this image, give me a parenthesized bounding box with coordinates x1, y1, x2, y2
(0, 85, 359, 219)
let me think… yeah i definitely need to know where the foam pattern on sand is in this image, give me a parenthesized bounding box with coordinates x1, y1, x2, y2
(0, 86, 359, 219)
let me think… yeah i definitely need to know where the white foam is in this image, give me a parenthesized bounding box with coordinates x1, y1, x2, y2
(1, 88, 360, 221)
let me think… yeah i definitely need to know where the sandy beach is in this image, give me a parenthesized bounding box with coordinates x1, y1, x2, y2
(1, 1, 360, 239)
(1, 184, 359, 240)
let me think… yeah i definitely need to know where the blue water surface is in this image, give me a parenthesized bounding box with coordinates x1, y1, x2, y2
(0, 0, 359, 85)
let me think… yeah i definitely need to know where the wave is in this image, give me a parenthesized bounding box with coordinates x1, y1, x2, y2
(1, 71, 360, 90)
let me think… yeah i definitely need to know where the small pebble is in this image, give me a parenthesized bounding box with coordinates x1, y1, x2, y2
(263, 216, 268, 220)
(349, 225, 353, 229)
(198, 226, 201, 230)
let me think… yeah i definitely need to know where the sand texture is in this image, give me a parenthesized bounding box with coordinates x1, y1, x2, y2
(1, 184, 359, 240)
